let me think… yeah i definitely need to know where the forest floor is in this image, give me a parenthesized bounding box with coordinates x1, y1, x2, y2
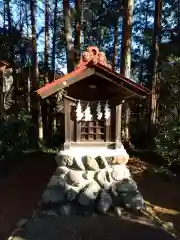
(0, 153, 180, 240)
(0, 152, 56, 240)
(128, 157, 180, 238)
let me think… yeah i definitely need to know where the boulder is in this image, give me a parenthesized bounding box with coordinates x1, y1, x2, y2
(41, 210, 59, 217)
(47, 175, 66, 188)
(55, 166, 69, 176)
(78, 181, 101, 206)
(55, 154, 73, 167)
(67, 170, 88, 187)
(111, 165, 131, 181)
(112, 178, 138, 194)
(122, 191, 145, 211)
(42, 186, 65, 204)
(83, 156, 99, 171)
(82, 170, 95, 181)
(113, 206, 122, 217)
(16, 218, 28, 228)
(112, 154, 129, 165)
(95, 156, 109, 169)
(97, 191, 112, 214)
(65, 184, 82, 201)
(59, 203, 74, 216)
(95, 169, 112, 190)
(73, 156, 85, 170)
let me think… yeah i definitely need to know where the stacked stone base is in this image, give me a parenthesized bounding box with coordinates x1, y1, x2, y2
(38, 147, 145, 217)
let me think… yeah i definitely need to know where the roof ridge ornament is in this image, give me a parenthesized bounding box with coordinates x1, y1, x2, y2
(76, 46, 112, 69)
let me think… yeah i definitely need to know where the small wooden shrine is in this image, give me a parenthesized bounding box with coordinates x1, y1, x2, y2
(37, 46, 150, 150)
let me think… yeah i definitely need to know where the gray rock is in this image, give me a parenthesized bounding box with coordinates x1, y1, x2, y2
(113, 206, 122, 217)
(95, 156, 109, 169)
(41, 210, 59, 217)
(112, 155, 129, 165)
(83, 156, 99, 171)
(127, 191, 145, 211)
(111, 165, 130, 181)
(163, 222, 174, 231)
(73, 156, 85, 170)
(55, 166, 69, 175)
(97, 191, 112, 214)
(67, 170, 87, 187)
(82, 171, 95, 181)
(55, 154, 73, 167)
(65, 184, 81, 201)
(78, 181, 101, 206)
(119, 190, 145, 211)
(47, 175, 66, 188)
(95, 170, 112, 190)
(112, 178, 138, 194)
(59, 203, 73, 216)
(106, 157, 113, 164)
(16, 218, 28, 228)
(42, 187, 65, 204)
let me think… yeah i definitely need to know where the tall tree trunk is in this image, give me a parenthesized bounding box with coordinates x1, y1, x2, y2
(25, 3, 31, 113)
(44, 0, 49, 84)
(51, 0, 58, 134)
(150, 0, 163, 128)
(137, 0, 150, 124)
(112, 18, 119, 71)
(63, 0, 74, 72)
(44, 0, 55, 143)
(120, 0, 134, 143)
(139, 0, 150, 84)
(4, 0, 17, 108)
(3, 1, 6, 28)
(51, 0, 58, 80)
(25, 2, 29, 37)
(74, 0, 82, 65)
(43, 0, 50, 141)
(30, 0, 42, 142)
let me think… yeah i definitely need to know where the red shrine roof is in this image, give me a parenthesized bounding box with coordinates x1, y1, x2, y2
(37, 46, 150, 99)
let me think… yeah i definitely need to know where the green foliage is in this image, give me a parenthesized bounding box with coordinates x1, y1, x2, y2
(154, 57, 180, 166)
(0, 112, 38, 160)
(155, 122, 180, 165)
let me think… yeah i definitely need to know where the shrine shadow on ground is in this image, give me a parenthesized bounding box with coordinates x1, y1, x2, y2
(11, 215, 176, 240)
(0, 151, 57, 240)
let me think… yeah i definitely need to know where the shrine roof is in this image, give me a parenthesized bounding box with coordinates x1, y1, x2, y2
(37, 46, 151, 99)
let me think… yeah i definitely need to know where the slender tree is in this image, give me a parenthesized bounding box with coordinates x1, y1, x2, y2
(44, 0, 49, 83)
(3, 0, 18, 107)
(150, 0, 163, 127)
(120, 0, 134, 143)
(112, 18, 119, 71)
(30, 0, 42, 141)
(74, 0, 82, 65)
(51, 0, 58, 80)
(51, 0, 58, 134)
(63, 0, 74, 72)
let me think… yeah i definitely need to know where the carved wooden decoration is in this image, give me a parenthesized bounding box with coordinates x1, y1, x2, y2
(76, 46, 112, 69)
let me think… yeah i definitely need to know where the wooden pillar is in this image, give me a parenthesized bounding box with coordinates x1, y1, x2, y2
(105, 117, 110, 142)
(76, 121, 81, 142)
(64, 98, 71, 149)
(115, 103, 122, 148)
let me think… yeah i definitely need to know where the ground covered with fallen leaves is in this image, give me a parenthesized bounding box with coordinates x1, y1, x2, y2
(128, 157, 180, 237)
